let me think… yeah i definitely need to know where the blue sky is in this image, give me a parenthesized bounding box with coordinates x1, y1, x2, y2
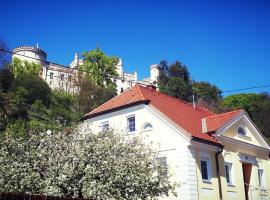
(1, 0, 270, 95)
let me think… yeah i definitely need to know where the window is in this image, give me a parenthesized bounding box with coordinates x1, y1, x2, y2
(68, 75, 72, 82)
(258, 169, 265, 187)
(61, 74, 64, 81)
(101, 121, 109, 132)
(127, 116, 135, 132)
(143, 123, 153, 130)
(50, 72, 54, 79)
(237, 127, 246, 136)
(200, 157, 211, 182)
(225, 162, 233, 185)
(158, 157, 168, 176)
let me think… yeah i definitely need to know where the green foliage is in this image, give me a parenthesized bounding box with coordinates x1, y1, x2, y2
(222, 93, 270, 138)
(11, 73, 52, 106)
(77, 77, 117, 114)
(49, 91, 81, 125)
(12, 58, 41, 77)
(192, 81, 222, 102)
(81, 48, 119, 87)
(0, 127, 176, 199)
(158, 61, 192, 101)
(222, 93, 259, 115)
(0, 68, 14, 92)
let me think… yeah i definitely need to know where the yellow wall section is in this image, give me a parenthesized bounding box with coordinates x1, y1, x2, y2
(219, 146, 270, 200)
(194, 145, 270, 200)
(223, 119, 261, 146)
(195, 151, 220, 200)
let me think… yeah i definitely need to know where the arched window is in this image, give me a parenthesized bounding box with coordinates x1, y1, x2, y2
(143, 123, 153, 130)
(237, 127, 246, 136)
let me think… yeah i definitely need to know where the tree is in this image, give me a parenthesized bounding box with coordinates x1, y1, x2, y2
(0, 68, 14, 92)
(11, 73, 52, 106)
(77, 77, 117, 114)
(158, 60, 192, 101)
(76, 48, 118, 114)
(192, 81, 222, 102)
(0, 39, 11, 68)
(48, 91, 81, 125)
(0, 127, 176, 199)
(80, 48, 119, 87)
(12, 58, 40, 77)
(192, 81, 222, 112)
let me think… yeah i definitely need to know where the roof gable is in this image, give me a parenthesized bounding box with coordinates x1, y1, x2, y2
(204, 109, 244, 133)
(214, 113, 270, 149)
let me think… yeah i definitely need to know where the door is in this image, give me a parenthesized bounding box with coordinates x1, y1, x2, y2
(242, 163, 252, 200)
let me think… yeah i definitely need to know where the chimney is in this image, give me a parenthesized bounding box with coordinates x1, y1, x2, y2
(148, 84, 157, 91)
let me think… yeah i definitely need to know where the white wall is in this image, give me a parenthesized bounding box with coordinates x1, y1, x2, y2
(82, 104, 200, 200)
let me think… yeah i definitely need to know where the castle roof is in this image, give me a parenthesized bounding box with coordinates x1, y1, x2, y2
(13, 46, 47, 59)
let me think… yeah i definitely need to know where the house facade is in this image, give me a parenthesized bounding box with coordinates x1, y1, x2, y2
(81, 84, 270, 200)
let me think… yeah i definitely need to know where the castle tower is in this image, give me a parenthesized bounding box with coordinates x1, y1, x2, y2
(116, 58, 123, 75)
(150, 64, 159, 85)
(12, 45, 47, 67)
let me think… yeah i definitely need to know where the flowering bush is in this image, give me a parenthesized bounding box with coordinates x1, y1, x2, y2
(0, 127, 176, 199)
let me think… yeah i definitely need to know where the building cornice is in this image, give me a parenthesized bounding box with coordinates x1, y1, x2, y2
(13, 46, 47, 59)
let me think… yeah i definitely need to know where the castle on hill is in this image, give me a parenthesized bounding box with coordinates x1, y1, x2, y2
(12, 45, 159, 94)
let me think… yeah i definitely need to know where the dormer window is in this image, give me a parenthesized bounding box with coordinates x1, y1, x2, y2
(237, 127, 246, 136)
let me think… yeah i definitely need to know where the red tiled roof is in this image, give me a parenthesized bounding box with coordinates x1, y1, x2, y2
(204, 109, 244, 133)
(85, 85, 243, 144)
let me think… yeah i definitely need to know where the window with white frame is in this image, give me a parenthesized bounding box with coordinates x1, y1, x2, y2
(127, 115, 135, 132)
(60, 74, 64, 81)
(101, 121, 109, 132)
(225, 162, 233, 185)
(50, 72, 54, 79)
(258, 169, 265, 187)
(200, 157, 211, 182)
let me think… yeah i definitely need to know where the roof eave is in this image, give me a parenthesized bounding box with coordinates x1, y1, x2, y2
(81, 100, 150, 121)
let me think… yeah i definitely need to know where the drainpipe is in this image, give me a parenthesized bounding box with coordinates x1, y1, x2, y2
(216, 146, 224, 200)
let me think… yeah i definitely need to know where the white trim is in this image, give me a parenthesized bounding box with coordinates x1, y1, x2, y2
(224, 162, 235, 186)
(199, 152, 212, 183)
(126, 114, 136, 133)
(239, 153, 257, 164)
(216, 112, 270, 149)
(216, 135, 270, 156)
(258, 168, 266, 188)
(100, 120, 109, 131)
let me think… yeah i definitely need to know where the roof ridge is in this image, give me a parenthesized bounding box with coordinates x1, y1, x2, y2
(139, 85, 214, 114)
(205, 109, 244, 119)
(136, 84, 146, 100)
(85, 86, 137, 116)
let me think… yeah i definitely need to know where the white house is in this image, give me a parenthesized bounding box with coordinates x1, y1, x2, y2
(81, 84, 270, 200)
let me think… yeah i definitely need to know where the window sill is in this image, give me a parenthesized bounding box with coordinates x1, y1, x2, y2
(140, 128, 153, 133)
(126, 131, 137, 135)
(202, 179, 212, 184)
(227, 183, 235, 187)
